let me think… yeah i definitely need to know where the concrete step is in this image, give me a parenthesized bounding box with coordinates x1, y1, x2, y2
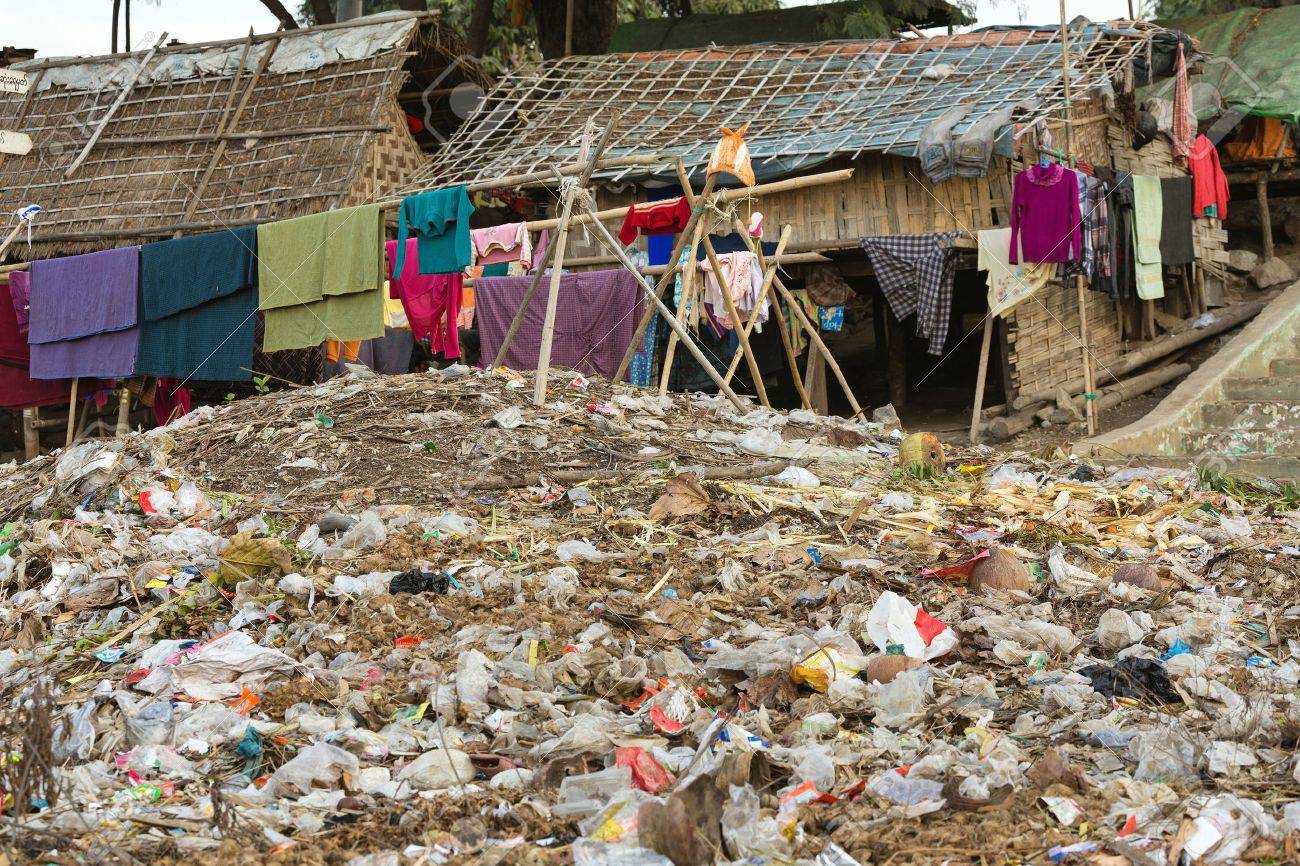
(1222, 376, 1300, 401)
(1201, 400, 1300, 428)
(1191, 454, 1300, 482)
(1271, 357, 1300, 377)
(1185, 427, 1300, 457)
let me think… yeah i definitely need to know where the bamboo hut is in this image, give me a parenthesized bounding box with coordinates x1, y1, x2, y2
(404, 20, 1226, 418)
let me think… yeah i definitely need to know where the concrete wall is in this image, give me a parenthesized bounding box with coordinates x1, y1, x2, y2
(1076, 280, 1300, 457)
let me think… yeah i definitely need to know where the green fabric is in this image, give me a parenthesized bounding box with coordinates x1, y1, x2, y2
(395, 186, 474, 277)
(1132, 175, 1165, 302)
(1166, 6, 1300, 125)
(256, 205, 385, 353)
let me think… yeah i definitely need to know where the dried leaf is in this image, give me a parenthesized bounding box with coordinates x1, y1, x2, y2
(216, 531, 292, 586)
(648, 474, 711, 521)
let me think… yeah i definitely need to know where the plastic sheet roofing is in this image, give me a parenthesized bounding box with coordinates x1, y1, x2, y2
(406, 21, 1163, 191)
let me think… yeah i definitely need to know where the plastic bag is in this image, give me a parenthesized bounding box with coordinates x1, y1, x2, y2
(126, 699, 175, 746)
(864, 590, 957, 660)
(556, 540, 625, 562)
(720, 784, 789, 859)
(53, 701, 97, 762)
(263, 741, 358, 797)
(329, 572, 396, 598)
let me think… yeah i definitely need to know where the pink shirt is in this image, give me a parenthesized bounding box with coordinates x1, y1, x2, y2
(386, 239, 461, 358)
(1009, 163, 1082, 265)
(471, 223, 532, 267)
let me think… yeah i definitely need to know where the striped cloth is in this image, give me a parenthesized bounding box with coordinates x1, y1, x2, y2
(861, 232, 961, 355)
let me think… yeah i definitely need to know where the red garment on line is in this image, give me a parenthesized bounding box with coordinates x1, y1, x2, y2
(0, 274, 74, 410)
(386, 239, 461, 358)
(1189, 134, 1230, 219)
(153, 378, 192, 426)
(617, 197, 692, 246)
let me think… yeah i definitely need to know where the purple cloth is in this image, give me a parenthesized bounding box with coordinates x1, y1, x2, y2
(475, 269, 644, 381)
(1009, 164, 1082, 264)
(28, 246, 140, 379)
(7, 271, 29, 335)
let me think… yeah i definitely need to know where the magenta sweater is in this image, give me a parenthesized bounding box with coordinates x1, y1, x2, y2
(1008, 164, 1082, 264)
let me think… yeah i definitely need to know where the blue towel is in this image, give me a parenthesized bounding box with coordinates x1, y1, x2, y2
(135, 227, 258, 381)
(395, 186, 475, 278)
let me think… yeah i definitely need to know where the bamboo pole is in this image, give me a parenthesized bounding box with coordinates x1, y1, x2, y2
(769, 276, 864, 418)
(659, 218, 704, 394)
(116, 388, 131, 439)
(489, 228, 560, 368)
(64, 32, 168, 178)
(723, 224, 792, 384)
(768, 286, 813, 411)
(65, 378, 79, 448)
(533, 188, 578, 406)
(613, 173, 718, 382)
(697, 235, 771, 407)
(0, 222, 23, 261)
(578, 200, 748, 412)
(22, 408, 39, 461)
(1077, 276, 1097, 435)
(969, 316, 994, 444)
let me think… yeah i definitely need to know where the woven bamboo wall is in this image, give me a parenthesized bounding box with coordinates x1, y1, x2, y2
(343, 104, 429, 208)
(571, 153, 1013, 260)
(1005, 282, 1124, 398)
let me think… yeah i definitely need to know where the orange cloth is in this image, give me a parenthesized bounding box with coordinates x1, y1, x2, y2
(1223, 116, 1296, 164)
(707, 122, 755, 187)
(324, 340, 362, 363)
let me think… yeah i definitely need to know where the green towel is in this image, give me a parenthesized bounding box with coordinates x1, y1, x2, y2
(257, 205, 385, 352)
(1131, 175, 1165, 301)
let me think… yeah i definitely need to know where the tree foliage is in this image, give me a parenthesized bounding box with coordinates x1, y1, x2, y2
(1148, 0, 1296, 17)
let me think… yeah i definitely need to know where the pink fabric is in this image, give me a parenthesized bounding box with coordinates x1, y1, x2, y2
(1009, 163, 1081, 264)
(472, 223, 531, 267)
(1190, 134, 1230, 219)
(386, 238, 461, 357)
(1172, 41, 1193, 167)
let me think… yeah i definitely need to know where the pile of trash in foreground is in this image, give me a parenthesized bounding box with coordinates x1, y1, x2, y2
(0, 365, 1297, 866)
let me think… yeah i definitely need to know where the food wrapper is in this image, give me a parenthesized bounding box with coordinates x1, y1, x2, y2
(792, 648, 860, 692)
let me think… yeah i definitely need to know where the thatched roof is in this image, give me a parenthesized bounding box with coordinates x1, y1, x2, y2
(0, 12, 488, 260)
(406, 21, 1163, 192)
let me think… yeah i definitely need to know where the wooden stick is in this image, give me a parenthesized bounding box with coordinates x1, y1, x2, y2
(0, 222, 23, 261)
(116, 388, 131, 439)
(489, 228, 560, 368)
(181, 32, 275, 225)
(969, 316, 994, 444)
(579, 199, 748, 412)
(699, 234, 770, 407)
(533, 187, 578, 406)
(769, 276, 864, 418)
(1256, 173, 1274, 261)
(805, 341, 828, 414)
(65, 378, 79, 448)
(658, 218, 704, 394)
(724, 222, 791, 386)
(1076, 275, 1097, 435)
(378, 155, 668, 207)
(22, 408, 39, 461)
(64, 32, 168, 178)
(768, 284, 813, 411)
(613, 173, 718, 382)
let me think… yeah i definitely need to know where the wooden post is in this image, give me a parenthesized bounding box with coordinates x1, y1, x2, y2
(969, 316, 994, 444)
(533, 186, 578, 406)
(885, 307, 907, 409)
(768, 292, 813, 411)
(723, 223, 791, 385)
(769, 276, 864, 418)
(1076, 276, 1097, 435)
(116, 387, 131, 439)
(564, 0, 575, 56)
(64, 32, 168, 178)
(805, 342, 828, 415)
(22, 408, 39, 460)
(64, 378, 79, 448)
(658, 219, 704, 394)
(0, 222, 23, 261)
(1257, 173, 1274, 261)
(613, 175, 718, 382)
(578, 200, 749, 412)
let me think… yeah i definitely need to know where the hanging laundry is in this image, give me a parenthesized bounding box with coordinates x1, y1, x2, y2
(1171, 40, 1193, 167)
(476, 269, 644, 381)
(257, 205, 386, 353)
(977, 227, 1055, 319)
(1087, 176, 1116, 299)
(136, 226, 258, 382)
(628, 304, 661, 388)
(805, 265, 853, 308)
(707, 123, 756, 187)
(1059, 168, 1095, 280)
(28, 246, 140, 380)
(698, 250, 768, 330)
(1009, 163, 1081, 264)
(1223, 116, 1296, 164)
(324, 341, 363, 364)
(395, 186, 474, 277)
(152, 378, 192, 426)
(386, 238, 461, 359)
(1189, 134, 1230, 219)
(0, 273, 72, 410)
(618, 197, 693, 246)
(861, 232, 961, 356)
(817, 305, 845, 332)
(1160, 176, 1195, 266)
(324, 330, 413, 377)
(7, 270, 29, 335)
(251, 314, 323, 387)
(471, 222, 533, 269)
(1132, 174, 1165, 300)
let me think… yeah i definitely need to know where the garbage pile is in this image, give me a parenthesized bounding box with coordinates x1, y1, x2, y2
(0, 365, 1297, 866)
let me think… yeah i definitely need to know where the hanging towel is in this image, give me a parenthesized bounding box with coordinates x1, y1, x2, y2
(257, 205, 386, 353)
(137, 226, 259, 381)
(977, 227, 1055, 319)
(7, 271, 29, 335)
(395, 186, 474, 278)
(28, 246, 140, 379)
(1132, 174, 1165, 301)
(476, 268, 643, 380)
(0, 275, 73, 410)
(861, 232, 961, 355)
(1159, 176, 1194, 266)
(386, 238, 461, 358)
